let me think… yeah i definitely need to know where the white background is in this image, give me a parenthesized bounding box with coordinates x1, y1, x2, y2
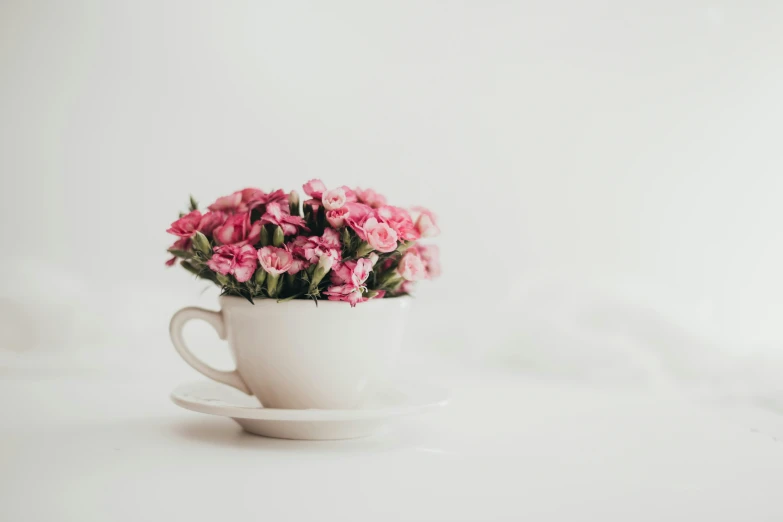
(2, 1, 783, 392)
(3, 3, 783, 521)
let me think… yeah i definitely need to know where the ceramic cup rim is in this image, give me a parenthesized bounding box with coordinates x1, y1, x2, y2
(219, 294, 412, 310)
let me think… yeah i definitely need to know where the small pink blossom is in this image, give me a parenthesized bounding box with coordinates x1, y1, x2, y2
(398, 251, 426, 281)
(213, 213, 262, 245)
(208, 192, 243, 212)
(240, 188, 287, 210)
(207, 244, 258, 282)
(363, 217, 398, 253)
(197, 211, 227, 238)
(330, 258, 372, 287)
(260, 201, 308, 236)
(322, 188, 347, 211)
(257, 246, 294, 276)
(412, 206, 440, 238)
(293, 229, 341, 264)
(209, 188, 287, 213)
(340, 186, 358, 203)
(324, 284, 364, 307)
(320, 228, 341, 249)
(344, 202, 373, 239)
(287, 257, 309, 275)
(417, 244, 441, 279)
(167, 210, 202, 238)
(356, 188, 387, 208)
(326, 207, 349, 228)
(377, 206, 420, 241)
(303, 179, 327, 199)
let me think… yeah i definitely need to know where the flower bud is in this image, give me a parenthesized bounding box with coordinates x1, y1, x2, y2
(191, 231, 211, 255)
(253, 268, 267, 285)
(272, 226, 285, 247)
(216, 273, 230, 286)
(368, 252, 379, 266)
(259, 225, 270, 246)
(288, 190, 300, 216)
(308, 254, 334, 293)
(266, 273, 281, 298)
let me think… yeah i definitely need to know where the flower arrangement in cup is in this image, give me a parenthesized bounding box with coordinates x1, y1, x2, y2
(165, 180, 440, 306)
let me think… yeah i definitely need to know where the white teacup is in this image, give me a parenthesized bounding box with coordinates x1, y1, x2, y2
(170, 296, 411, 409)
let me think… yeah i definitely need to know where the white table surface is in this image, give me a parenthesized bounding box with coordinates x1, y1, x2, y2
(1, 355, 782, 522)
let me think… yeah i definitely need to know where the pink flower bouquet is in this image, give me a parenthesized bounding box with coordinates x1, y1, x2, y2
(166, 180, 440, 306)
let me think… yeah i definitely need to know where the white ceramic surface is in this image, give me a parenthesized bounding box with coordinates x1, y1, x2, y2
(171, 379, 450, 440)
(169, 296, 411, 409)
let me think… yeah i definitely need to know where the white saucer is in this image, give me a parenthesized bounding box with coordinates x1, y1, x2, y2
(171, 380, 450, 440)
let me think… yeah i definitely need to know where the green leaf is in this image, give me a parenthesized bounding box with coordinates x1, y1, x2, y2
(356, 242, 374, 258)
(167, 248, 194, 259)
(188, 195, 198, 212)
(191, 231, 211, 255)
(239, 290, 255, 305)
(396, 241, 414, 254)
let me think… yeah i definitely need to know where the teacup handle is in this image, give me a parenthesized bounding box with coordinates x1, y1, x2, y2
(169, 307, 251, 395)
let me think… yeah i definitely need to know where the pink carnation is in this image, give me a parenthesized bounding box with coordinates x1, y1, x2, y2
(207, 244, 258, 283)
(323, 284, 364, 307)
(241, 188, 287, 210)
(208, 192, 242, 212)
(322, 188, 347, 211)
(412, 206, 440, 238)
(257, 246, 293, 276)
(167, 210, 202, 238)
(344, 202, 373, 239)
(417, 244, 441, 279)
(363, 217, 398, 253)
(376, 206, 420, 241)
(197, 211, 227, 238)
(287, 257, 309, 275)
(293, 229, 341, 264)
(356, 188, 387, 208)
(213, 213, 262, 246)
(340, 186, 358, 203)
(330, 258, 372, 287)
(326, 207, 349, 228)
(398, 251, 426, 281)
(303, 179, 326, 200)
(260, 202, 308, 236)
(209, 188, 287, 213)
